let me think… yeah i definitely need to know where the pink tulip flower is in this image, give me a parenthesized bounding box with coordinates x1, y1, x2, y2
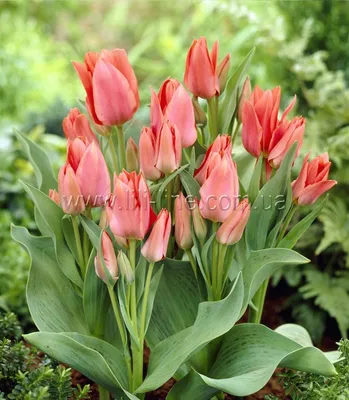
(58, 163, 85, 215)
(292, 153, 337, 205)
(216, 198, 250, 245)
(94, 231, 118, 283)
(141, 209, 171, 262)
(73, 49, 139, 127)
(174, 192, 193, 250)
(63, 108, 98, 144)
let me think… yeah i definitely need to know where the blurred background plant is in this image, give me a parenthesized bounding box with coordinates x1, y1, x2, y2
(1, 0, 349, 345)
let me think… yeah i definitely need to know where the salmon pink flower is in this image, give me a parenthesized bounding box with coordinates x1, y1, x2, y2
(155, 121, 182, 175)
(108, 171, 155, 240)
(63, 108, 98, 144)
(194, 135, 232, 185)
(184, 37, 229, 99)
(73, 49, 139, 127)
(174, 193, 193, 250)
(242, 86, 304, 171)
(199, 155, 239, 223)
(49, 189, 60, 206)
(151, 79, 197, 148)
(216, 198, 250, 245)
(292, 153, 337, 205)
(139, 127, 163, 181)
(94, 231, 118, 283)
(58, 163, 85, 215)
(141, 209, 171, 262)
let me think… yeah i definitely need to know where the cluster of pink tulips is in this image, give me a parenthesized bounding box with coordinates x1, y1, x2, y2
(15, 36, 338, 399)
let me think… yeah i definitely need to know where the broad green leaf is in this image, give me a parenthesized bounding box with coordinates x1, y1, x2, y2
(245, 144, 296, 251)
(24, 332, 137, 399)
(14, 129, 57, 193)
(167, 370, 218, 400)
(274, 323, 313, 347)
(19, 181, 83, 288)
(146, 258, 200, 349)
(179, 170, 200, 199)
(195, 324, 337, 398)
(80, 214, 102, 248)
(11, 225, 88, 333)
(279, 196, 327, 249)
(218, 48, 255, 133)
(138, 273, 243, 393)
(83, 249, 111, 339)
(242, 248, 309, 313)
(156, 164, 189, 210)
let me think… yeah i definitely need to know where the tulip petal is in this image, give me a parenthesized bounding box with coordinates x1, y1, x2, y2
(242, 101, 262, 158)
(298, 180, 337, 206)
(74, 114, 99, 144)
(93, 59, 137, 126)
(150, 89, 164, 134)
(139, 127, 162, 181)
(76, 142, 111, 207)
(166, 85, 197, 148)
(291, 153, 310, 200)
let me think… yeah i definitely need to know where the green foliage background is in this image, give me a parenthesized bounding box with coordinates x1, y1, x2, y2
(1, 0, 349, 341)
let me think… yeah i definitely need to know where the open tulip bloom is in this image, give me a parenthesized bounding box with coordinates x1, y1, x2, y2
(13, 37, 340, 400)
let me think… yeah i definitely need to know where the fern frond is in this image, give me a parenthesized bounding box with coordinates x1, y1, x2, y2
(300, 269, 349, 338)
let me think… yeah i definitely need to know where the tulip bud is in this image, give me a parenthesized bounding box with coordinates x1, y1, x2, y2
(117, 251, 134, 284)
(58, 164, 85, 215)
(184, 38, 220, 99)
(237, 77, 251, 123)
(76, 141, 111, 207)
(191, 197, 207, 242)
(49, 189, 60, 206)
(139, 127, 162, 181)
(63, 108, 98, 144)
(73, 49, 139, 126)
(192, 98, 207, 127)
(141, 209, 171, 262)
(174, 193, 193, 250)
(217, 54, 231, 94)
(126, 137, 140, 172)
(199, 155, 239, 223)
(94, 231, 118, 284)
(216, 198, 250, 245)
(292, 153, 337, 206)
(155, 121, 182, 175)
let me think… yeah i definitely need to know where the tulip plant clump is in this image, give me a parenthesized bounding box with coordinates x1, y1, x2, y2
(13, 38, 339, 399)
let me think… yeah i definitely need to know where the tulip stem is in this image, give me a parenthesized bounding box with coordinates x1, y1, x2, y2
(108, 134, 119, 174)
(249, 204, 298, 324)
(207, 96, 219, 142)
(116, 125, 127, 171)
(138, 262, 155, 375)
(211, 223, 219, 300)
(231, 121, 241, 147)
(71, 216, 86, 277)
(276, 204, 297, 246)
(98, 385, 110, 400)
(186, 249, 197, 279)
(107, 284, 132, 388)
(128, 240, 143, 392)
(216, 244, 228, 300)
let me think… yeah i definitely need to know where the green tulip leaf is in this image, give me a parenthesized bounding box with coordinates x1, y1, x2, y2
(246, 144, 296, 251)
(279, 196, 328, 249)
(170, 323, 336, 399)
(146, 258, 200, 349)
(179, 169, 200, 199)
(155, 164, 189, 211)
(83, 249, 111, 339)
(14, 129, 57, 193)
(138, 273, 243, 393)
(19, 181, 83, 288)
(11, 225, 88, 333)
(242, 248, 309, 313)
(218, 47, 255, 133)
(247, 156, 263, 204)
(24, 332, 137, 399)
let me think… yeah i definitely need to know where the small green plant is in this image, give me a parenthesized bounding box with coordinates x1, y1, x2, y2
(265, 339, 349, 400)
(0, 311, 90, 399)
